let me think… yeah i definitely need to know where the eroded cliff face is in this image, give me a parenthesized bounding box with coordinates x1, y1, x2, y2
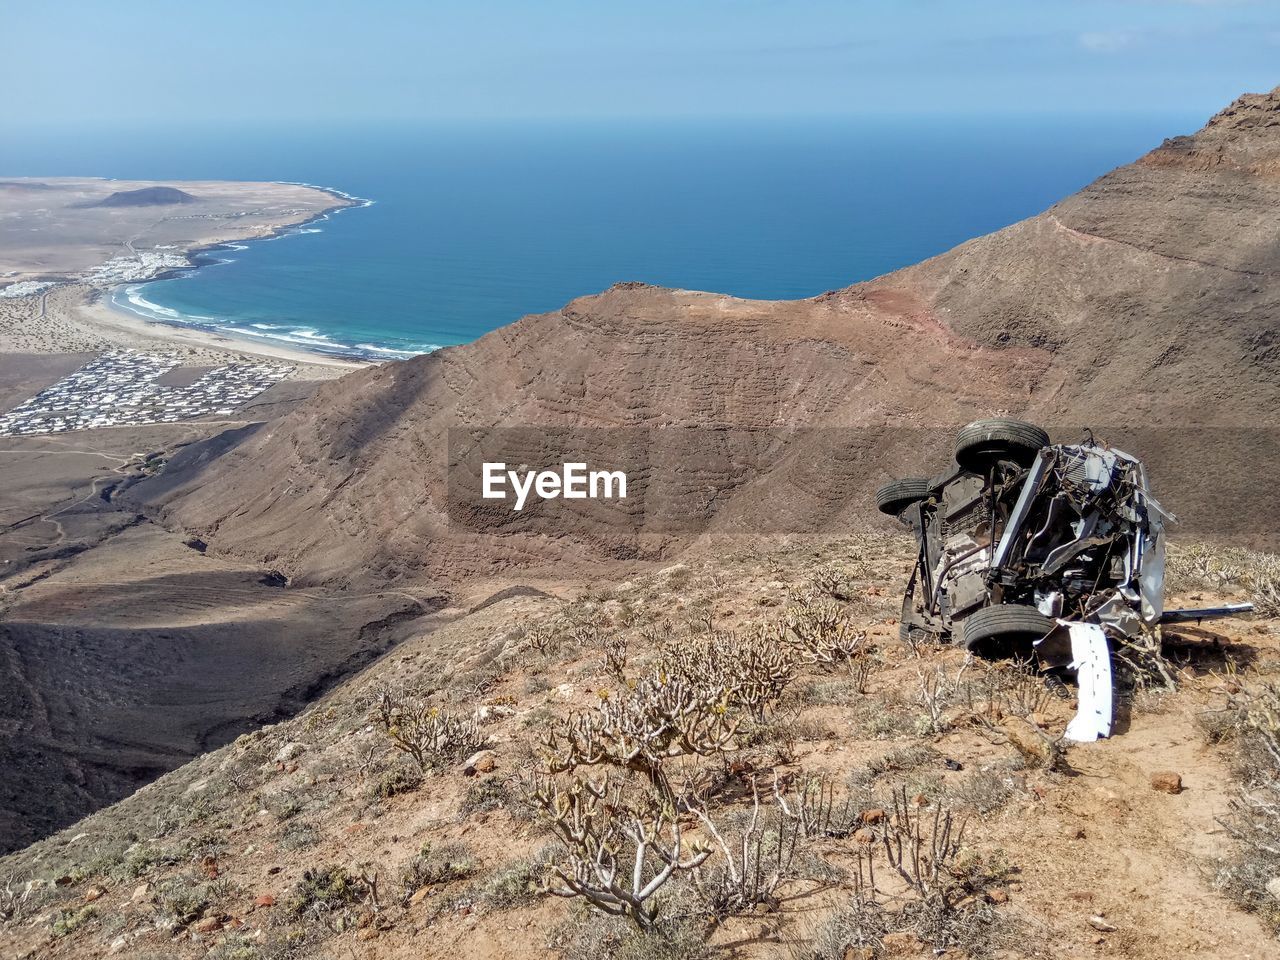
(876, 87, 1280, 424)
(131, 88, 1280, 587)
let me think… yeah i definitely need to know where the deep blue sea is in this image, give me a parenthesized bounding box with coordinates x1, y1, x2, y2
(2, 116, 1199, 359)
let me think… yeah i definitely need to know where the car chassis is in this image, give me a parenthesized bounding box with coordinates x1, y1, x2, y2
(878, 418, 1251, 738)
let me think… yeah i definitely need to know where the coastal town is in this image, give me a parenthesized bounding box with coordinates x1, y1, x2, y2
(0, 349, 292, 436)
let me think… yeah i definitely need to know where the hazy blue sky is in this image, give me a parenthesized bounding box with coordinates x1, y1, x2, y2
(4, 1, 1278, 123)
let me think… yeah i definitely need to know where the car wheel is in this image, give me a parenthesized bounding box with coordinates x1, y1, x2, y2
(954, 418, 1050, 471)
(899, 619, 944, 646)
(960, 603, 1054, 659)
(875, 477, 932, 516)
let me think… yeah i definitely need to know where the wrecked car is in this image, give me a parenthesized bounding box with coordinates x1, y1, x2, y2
(877, 418, 1250, 739)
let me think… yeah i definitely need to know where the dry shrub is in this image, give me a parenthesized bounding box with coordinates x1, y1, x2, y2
(960, 661, 1056, 721)
(946, 768, 1021, 815)
(373, 688, 487, 770)
(528, 773, 711, 931)
(553, 912, 713, 960)
(1216, 682, 1280, 930)
(288, 865, 369, 923)
(659, 627, 796, 720)
(543, 670, 738, 790)
(783, 598, 869, 667)
(691, 788, 801, 919)
(399, 841, 477, 900)
(774, 772, 862, 840)
(1166, 542, 1280, 616)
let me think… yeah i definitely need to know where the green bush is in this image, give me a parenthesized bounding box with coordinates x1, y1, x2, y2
(51, 904, 97, 938)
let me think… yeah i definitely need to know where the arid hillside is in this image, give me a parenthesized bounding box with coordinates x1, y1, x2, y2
(128, 89, 1280, 589)
(2, 535, 1278, 960)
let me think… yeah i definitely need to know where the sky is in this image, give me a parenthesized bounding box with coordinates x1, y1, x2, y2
(3, 1, 1279, 124)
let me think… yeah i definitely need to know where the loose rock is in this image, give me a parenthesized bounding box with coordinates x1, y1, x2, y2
(1150, 771, 1183, 795)
(274, 741, 306, 764)
(463, 749, 497, 775)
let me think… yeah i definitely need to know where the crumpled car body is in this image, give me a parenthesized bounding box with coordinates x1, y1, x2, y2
(879, 419, 1171, 659)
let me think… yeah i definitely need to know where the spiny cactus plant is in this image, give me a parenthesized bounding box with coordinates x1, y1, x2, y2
(543, 669, 739, 791)
(373, 689, 487, 770)
(601, 632, 629, 679)
(659, 627, 795, 720)
(529, 773, 711, 930)
(882, 785, 968, 906)
(783, 598, 868, 667)
(690, 786, 800, 919)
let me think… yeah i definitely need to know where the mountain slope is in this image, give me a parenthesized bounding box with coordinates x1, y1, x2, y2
(129, 89, 1280, 587)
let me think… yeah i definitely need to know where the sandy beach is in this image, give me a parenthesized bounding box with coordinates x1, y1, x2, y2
(0, 177, 372, 380)
(0, 284, 367, 377)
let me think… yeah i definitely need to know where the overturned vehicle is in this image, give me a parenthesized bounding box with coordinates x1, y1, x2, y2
(878, 418, 1250, 740)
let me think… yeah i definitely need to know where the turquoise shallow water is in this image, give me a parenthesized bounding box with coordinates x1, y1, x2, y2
(3, 115, 1200, 359)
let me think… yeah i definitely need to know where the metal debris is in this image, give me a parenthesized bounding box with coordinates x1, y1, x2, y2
(878, 417, 1253, 737)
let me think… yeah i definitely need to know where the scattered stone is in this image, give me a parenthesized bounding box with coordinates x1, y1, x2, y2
(408, 886, 431, 906)
(1151, 771, 1183, 794)
(881, 931, 926, 955)
(84, 886, 106, 902)
(273, 742, 306, 764)
(254, 894, 275, 908)
(853, 828, 876, 844)
(193, 917, 221, 933)
(184, 778, 210, 795)
(1087, 915, 1117, 932)
(475, 704, 515, 722)
(555, 683, 575, 701)
(359, 928, 380, 941)
(131, 883, 152, 903)
(860, 808, 886, 825)
(988, 888, 1009, 904)
(943, 758, 963, 771)
(464, 750, 497, 775)
(843, 948, 875, 960)
(267, 866, 283, 875)
(1001, 716, 1057, 768)
(1266, 877, 1280, 901)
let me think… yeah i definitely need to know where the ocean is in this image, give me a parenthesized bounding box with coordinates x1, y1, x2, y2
(3, 115, 1200, 360)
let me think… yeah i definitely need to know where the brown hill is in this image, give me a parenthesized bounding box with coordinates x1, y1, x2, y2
(129, 88, 1280, 588)
(76, 186, 199, 207)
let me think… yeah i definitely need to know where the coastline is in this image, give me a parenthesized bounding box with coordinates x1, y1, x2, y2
(101, 183, 398, 366)
(0, 178, 379, 376)
(91, 289, 370, 370)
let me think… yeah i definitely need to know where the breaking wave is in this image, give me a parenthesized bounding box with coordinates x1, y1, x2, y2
(110, 285, 437, 361)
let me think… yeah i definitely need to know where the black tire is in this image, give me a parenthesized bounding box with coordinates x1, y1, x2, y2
(960, 603, 1054, 658)
(954, 418, 1049, 471)
(876, 477, 932, 516)
(899, 619, 944, 646)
